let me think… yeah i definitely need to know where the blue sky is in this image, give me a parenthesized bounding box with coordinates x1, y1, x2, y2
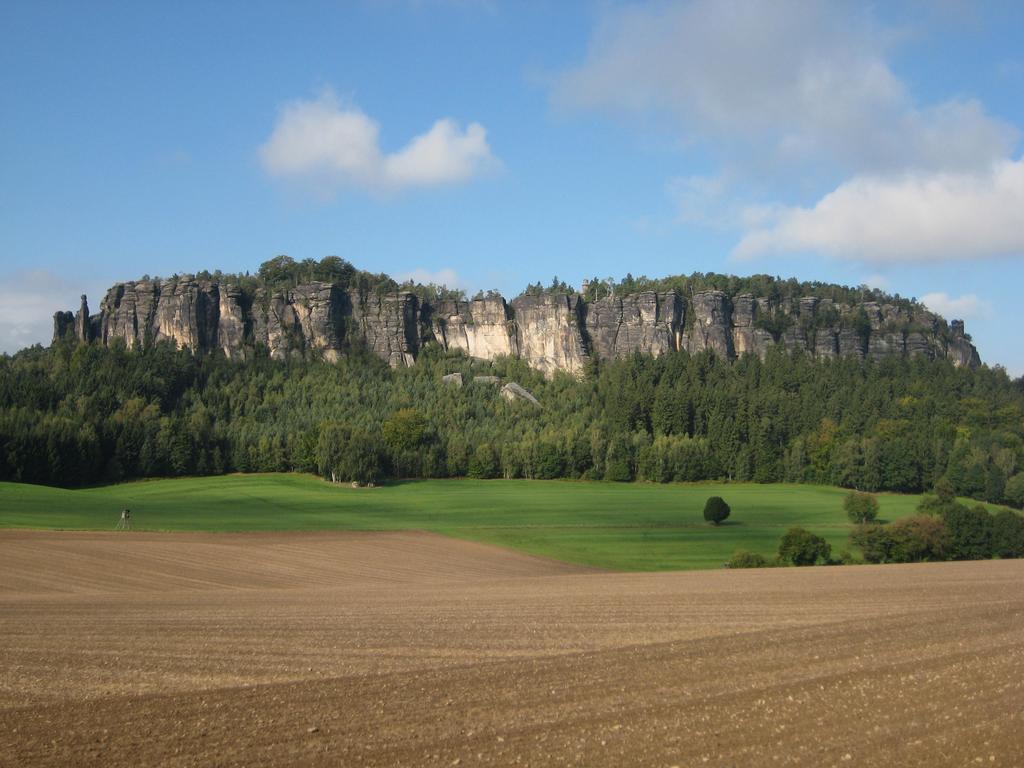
(1, 1, 1022, 374)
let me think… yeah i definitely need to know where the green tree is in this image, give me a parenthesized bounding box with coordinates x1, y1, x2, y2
(703, 496, 731, 526)
(316, 422, 385, 485)
(603, 435, 633, 482)
(382, 408, 429, 453)
(467, 443, 499, 479)
(1003, 473, 1024, 509)
(383, 408, 430, 478)
(778, 527, 831, 566)
(984, 464, 1007, 504)
(843, 491, 879, 524)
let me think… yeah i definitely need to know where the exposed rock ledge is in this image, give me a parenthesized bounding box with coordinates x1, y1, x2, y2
(54, 277, 982, 375)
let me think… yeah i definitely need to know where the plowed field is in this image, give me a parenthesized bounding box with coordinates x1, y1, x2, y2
(2, 530, 1022, 767)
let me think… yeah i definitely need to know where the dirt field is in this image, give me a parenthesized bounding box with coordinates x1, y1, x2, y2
(1, 530, 1022, 767)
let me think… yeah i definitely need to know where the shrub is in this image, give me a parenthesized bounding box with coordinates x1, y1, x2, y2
(728, 549, 767, 569)
(778, 527, 831, 566)
(942, 503, 995, 560)
(703, 496, 731, 525)
(992, 510, 1024, 559)
(886, 515, 951, 562)
(843, 491, 879, 524)
(851, 516, 951, 563)
(837, 550, 861, 565)
(849, 524, 893, 564)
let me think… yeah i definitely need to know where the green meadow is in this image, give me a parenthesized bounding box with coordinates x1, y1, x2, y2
(0, 474, 953, 570)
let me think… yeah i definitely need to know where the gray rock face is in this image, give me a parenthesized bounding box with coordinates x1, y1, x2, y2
(813, 330, 838, 359)
(441, 372, 463, 387)
(350, 291, 422, 368)
(217, 285, 247, 360)
(75, 295, 92, 343)
(54, 276, 983, 374)
(583, 291, 681, 361)
(730, 294, 775, 359)
(682, 291, 734, 358)
(838, 329, 866, 360)
(52, 311, 74, 345)
(946, 321, 982, 368)
(510, 294, 589, 377)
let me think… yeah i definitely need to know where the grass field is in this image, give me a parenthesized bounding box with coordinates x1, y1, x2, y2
(0, 474, 951, 570)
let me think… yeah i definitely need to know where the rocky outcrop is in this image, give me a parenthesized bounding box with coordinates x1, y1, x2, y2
(510, 294, 589, 377)
(432, 297, 517, 360)
(731, 294, 775, 358)
(217, 285, 247, 360)
(583, 291, 681, 361)
(500, 382, 539, 406)
(682, 290, 734, 358)
(946, 320, 982, 368)
(53, 274, 983, 375)
(350, 291, 422, 368)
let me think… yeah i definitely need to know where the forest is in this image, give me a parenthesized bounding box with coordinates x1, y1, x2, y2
(2, 334, 1023, 509)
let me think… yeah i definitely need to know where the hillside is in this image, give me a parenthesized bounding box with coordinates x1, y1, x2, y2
(2, 326, 1022, 500)
(52, 257, 980, 375)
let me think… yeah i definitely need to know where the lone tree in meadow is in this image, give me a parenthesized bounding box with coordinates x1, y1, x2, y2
(844, 491, 879, 524)
(703, 496, 731, 526)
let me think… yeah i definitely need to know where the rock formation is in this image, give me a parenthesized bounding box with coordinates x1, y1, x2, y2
(54, 274, 982, 375)
(500, 382, 540, 406)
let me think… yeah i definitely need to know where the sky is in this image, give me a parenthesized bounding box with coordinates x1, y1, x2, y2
(1, 0, 1022, 374)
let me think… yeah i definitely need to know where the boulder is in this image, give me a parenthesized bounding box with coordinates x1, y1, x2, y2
(500, 382, 540, 406)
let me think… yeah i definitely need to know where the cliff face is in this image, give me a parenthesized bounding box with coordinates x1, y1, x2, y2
(583, 291, 682, 361)
(54, 276, 982, 374)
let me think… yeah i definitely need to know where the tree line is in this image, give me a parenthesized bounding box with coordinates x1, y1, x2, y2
(1, 338, 1022, 510)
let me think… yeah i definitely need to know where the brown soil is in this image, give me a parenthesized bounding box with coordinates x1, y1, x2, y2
(1, 530, 1022, 767)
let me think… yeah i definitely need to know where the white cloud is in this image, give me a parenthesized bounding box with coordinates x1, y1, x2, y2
(862, 274, 890, 290)
(553, 0, 1017, 176)
(733, 158, 1024, 263)
(0, 270, 108, 355)
(919, 292, 990, 320)
(667, 173, 733, 227)
(394, 267, 466, 289)
(259, 89, 497, 194)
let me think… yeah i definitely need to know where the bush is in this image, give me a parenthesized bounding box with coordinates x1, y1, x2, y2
(849, 524, 893, 564)
(992, 509, 1024, 559)
(837, 550, 861, 565)
(728, 549, 767, 568)
(703, 496, 731, 525)
(778, 527, 831, 566)
(886, 515, 951, 562)
(851, 516, 951, 563)
(843, 491, 879, 524)
(942, 503, 995, 560)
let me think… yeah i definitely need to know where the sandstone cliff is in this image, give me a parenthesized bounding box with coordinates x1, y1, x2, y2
(54, 275, 982, 374)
